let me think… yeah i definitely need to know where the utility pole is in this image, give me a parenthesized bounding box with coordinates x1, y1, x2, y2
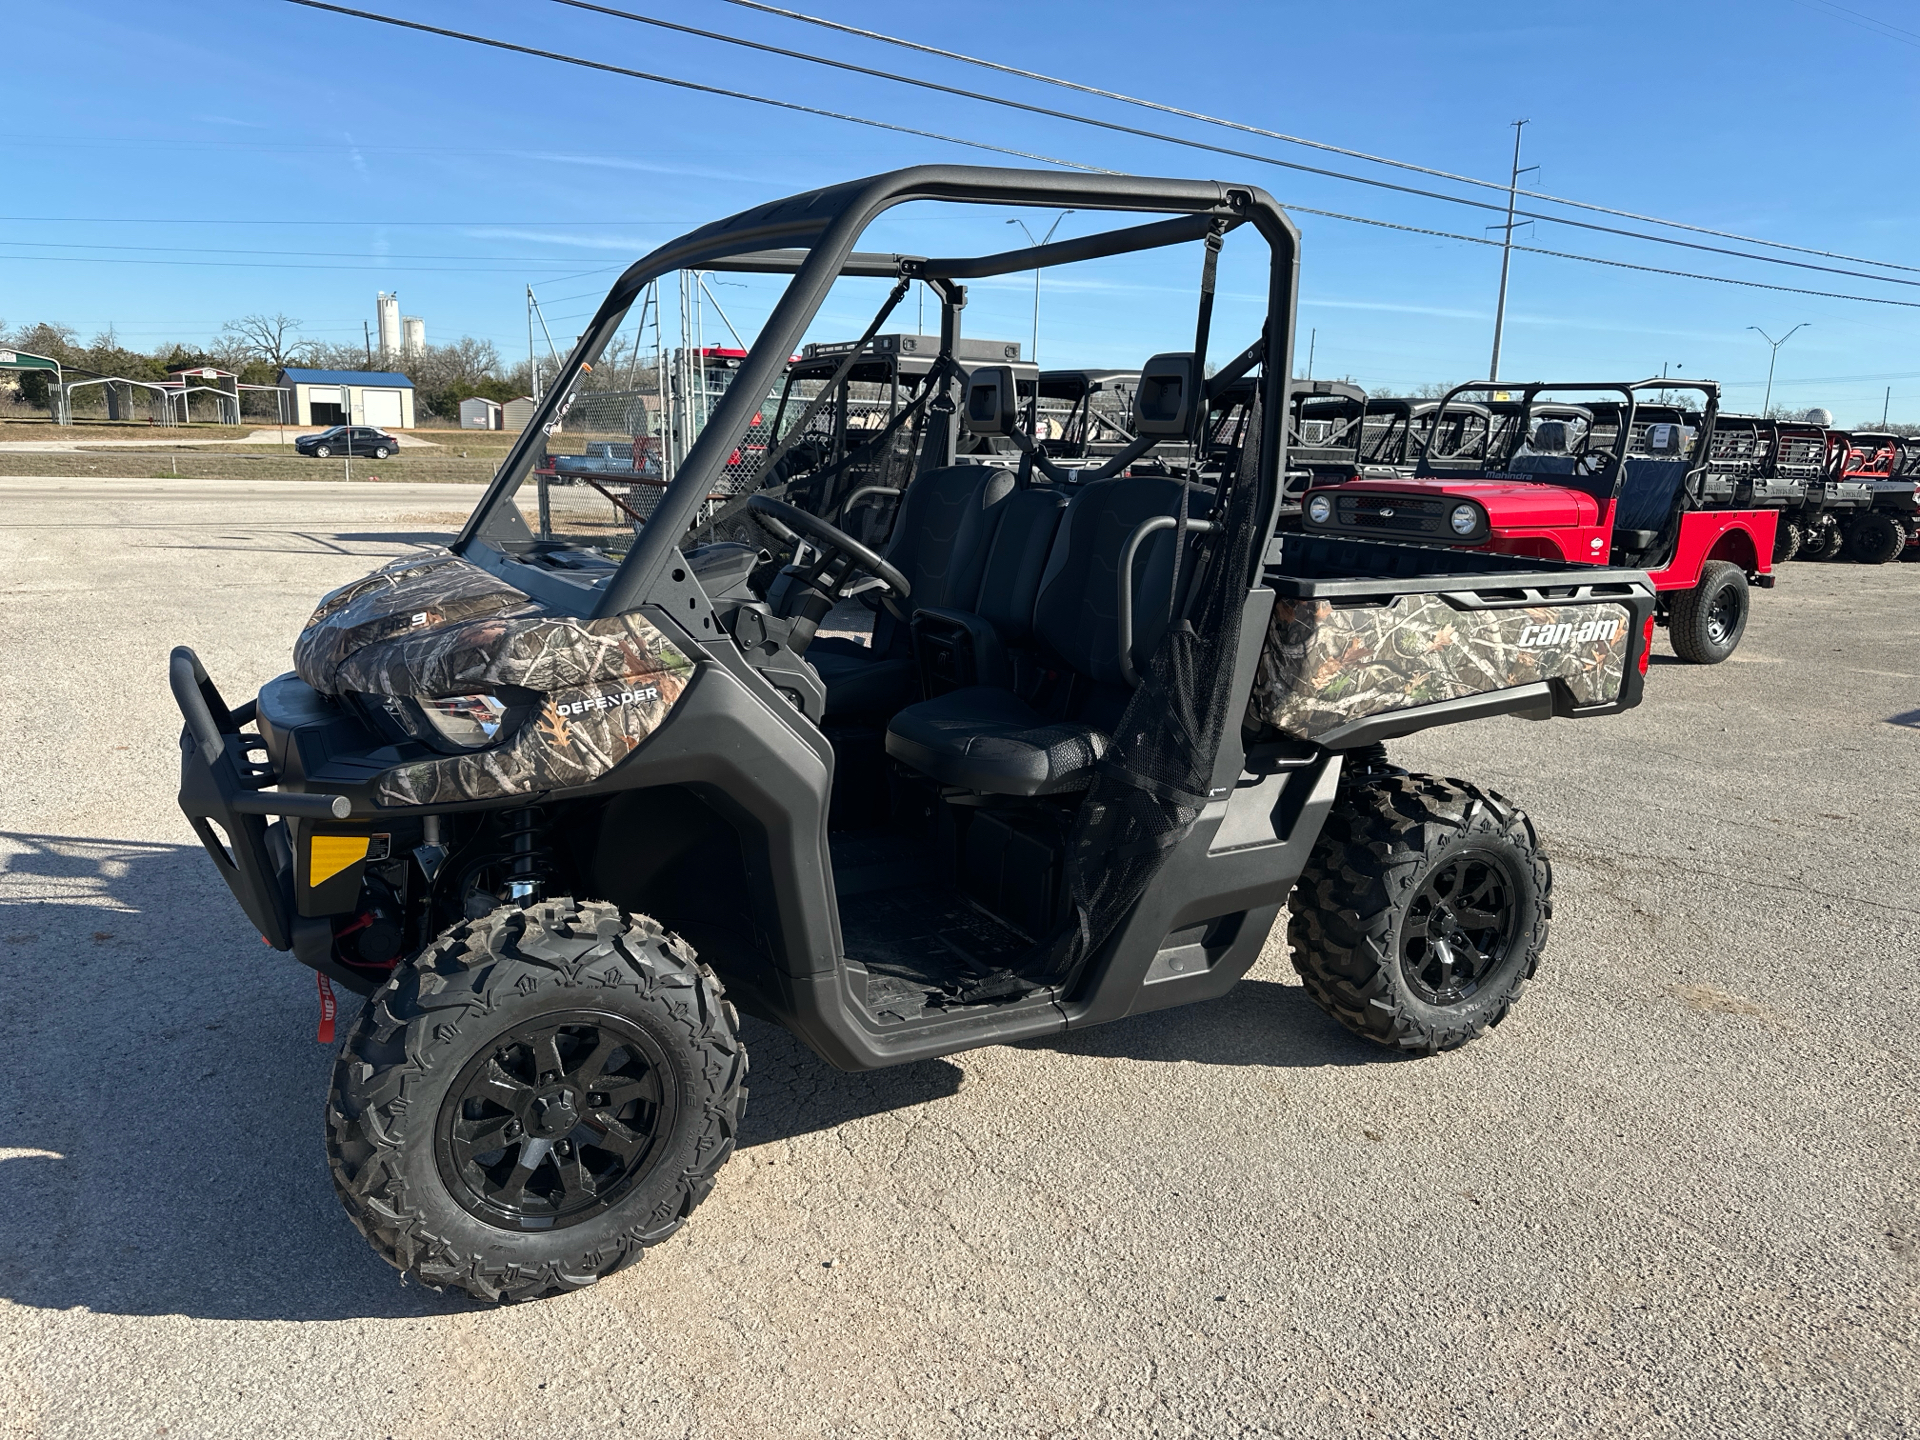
(1748, 323, 1808, 415)
(1305, 328, 1316, 381)
(1884, 386, 1891, 426)
(1488, 119, 1534, 383)
(1006, 210, 1073, 362)
(363, 320, 373, 369)
(527, 286, 539, 401)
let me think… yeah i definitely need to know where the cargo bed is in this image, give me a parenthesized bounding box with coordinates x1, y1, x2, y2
(1247, 532, 1657, 746)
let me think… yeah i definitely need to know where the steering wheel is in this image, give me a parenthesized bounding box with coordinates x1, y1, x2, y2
(746, 494, 910, 599)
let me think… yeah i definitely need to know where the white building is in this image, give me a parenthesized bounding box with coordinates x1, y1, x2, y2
(279, 367, 417, 429)
(460, 396, 503, 430)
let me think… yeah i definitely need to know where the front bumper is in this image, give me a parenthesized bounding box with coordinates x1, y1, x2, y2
(170, 646, 351, 951)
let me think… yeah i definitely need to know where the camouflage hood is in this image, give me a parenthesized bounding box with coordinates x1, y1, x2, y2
(291, 550, 694, 807)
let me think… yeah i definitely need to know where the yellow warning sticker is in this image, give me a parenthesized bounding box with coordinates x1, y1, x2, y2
(309, 834, 370, 887)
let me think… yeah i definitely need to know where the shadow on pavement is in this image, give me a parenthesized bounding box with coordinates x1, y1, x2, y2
(1025, 977, 1400, 1069)
(0, 831, 962, 1323)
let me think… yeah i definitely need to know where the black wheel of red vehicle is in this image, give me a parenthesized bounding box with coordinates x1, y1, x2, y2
(326, 898, 747, 1303)
(1845, 513, 1906, 565)
(1772, 519, 1802, 564)
(1668, 560, 1748, 664)
(313, 444, 332, 458)
(1288, 774, 1551, 1055)
(1803, 522, 1845, 562)
(372, 445, 392, 460)
(1903, 519, 1920, 561)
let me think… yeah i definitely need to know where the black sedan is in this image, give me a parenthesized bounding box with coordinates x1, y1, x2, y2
(296, 425, 398, 459)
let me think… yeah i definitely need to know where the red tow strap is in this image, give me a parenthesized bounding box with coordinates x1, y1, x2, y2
(316, 971, 338, 1045)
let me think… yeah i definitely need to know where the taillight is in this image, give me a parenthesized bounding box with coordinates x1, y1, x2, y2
(1639, 613, 1655, 675)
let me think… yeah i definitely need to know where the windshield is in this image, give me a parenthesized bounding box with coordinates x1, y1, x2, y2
(449, 168, 1300, 618)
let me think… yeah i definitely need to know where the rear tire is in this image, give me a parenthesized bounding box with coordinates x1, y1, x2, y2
(372, 445, 392, 460)
(1803, 521, 1845, 561)
(1772, 519, 1802, 564)
(1845, 512, 1906, 564)
(326, 897, 746, 1303)
(1669, 560, 1749, 663)
(1289, 774, 1551, 1056)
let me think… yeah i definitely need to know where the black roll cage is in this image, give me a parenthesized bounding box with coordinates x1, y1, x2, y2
(1414, 378, 1723, 503)
(450, 167, 1300, 617)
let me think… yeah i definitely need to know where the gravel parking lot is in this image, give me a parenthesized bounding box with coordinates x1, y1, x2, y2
(2, 476, 1915, 1439)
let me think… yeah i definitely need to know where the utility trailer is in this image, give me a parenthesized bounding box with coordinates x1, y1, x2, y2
(1302, 379, 1777, 663)
(172, 166, 1659, 1303)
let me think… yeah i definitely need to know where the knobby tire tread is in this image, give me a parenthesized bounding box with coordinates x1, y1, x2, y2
(325, 897, 747, 1303)
(1287, 773, 1551, 1056)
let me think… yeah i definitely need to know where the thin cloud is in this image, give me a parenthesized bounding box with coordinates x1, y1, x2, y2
(509, 150, 765, 184)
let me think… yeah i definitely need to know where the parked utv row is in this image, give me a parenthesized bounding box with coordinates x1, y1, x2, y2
(173, 164, 1874, 1305)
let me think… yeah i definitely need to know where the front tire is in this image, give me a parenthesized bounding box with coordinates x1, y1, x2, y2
(1772, 518, 1802, 564)
(1845, 512, 1906, 564)
(326, 898, 747, 1303)
(1289, 774, 1552, 1055)
(313, 444, 332, 458)
(1669, 559, 1749, 663)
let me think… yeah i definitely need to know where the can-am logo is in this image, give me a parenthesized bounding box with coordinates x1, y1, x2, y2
(1516, 617, 1621, 648)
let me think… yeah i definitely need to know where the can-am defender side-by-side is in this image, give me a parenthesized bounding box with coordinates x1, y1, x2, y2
(172, 167, 1660, 1303)
(1302, 380, 1776, 663)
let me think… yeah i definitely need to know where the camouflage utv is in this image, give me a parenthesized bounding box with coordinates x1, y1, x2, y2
(172, 167, 1657, 1303)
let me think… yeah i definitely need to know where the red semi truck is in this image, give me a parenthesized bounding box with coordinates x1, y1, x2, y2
(1300, 379, 1776, 663)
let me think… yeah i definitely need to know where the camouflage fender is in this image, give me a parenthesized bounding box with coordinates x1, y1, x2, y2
(293, 550, 693, 806)
(1246, 593, 1632, 742)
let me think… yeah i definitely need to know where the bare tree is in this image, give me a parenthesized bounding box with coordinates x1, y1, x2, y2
(220, 313, 316, 371)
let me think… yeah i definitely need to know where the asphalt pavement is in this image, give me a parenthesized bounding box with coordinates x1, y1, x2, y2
(1, 477, 1915, 1439)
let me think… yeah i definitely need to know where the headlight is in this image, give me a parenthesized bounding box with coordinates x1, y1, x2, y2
(420, 694, 509, 749)
(1450, 503, 1479, 536)
(1306, 494, 1333, 525)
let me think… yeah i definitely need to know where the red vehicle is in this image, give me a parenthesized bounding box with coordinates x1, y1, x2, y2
(1302, 379, 1776, 663)
(1833, 432, 1914, 563)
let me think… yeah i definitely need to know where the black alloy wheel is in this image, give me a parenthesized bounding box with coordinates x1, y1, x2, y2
(435, 1011, 678, 1232)
(328, 898, 747, 1303)
(1288, 773, 1552, 1054)
(1399, 851, 1518, 1006)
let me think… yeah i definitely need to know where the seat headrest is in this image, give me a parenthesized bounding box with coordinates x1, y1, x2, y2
(962, 366, 1017, 437)
(1531, 420, 1568, 454)
(1646, 422, 1684, 456)
(1134, 352, 1199, 437)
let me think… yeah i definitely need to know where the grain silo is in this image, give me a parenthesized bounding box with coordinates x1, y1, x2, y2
(377, 292, 402, 359)
(402, 316, 425, 359)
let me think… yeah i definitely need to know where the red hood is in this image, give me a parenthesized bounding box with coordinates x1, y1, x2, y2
(1326, 477, 1599, 527)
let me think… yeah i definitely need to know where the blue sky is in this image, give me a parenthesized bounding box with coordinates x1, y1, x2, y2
(5, 0, 1917, 420)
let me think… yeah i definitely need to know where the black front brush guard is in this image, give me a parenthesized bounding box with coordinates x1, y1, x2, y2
(170, 646, 350, 950)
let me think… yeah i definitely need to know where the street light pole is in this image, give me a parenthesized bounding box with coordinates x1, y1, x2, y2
(1006, 210, 1073, 363)
(1488, 119, 1534, 383)
(1748, 323, 1809, 416)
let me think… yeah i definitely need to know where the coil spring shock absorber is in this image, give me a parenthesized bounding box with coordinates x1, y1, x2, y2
(500, 805, 550, 906)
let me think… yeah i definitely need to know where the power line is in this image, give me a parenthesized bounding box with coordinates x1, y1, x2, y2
(0, 238, 624, 264)
(1287, 205, 1920, 310)
(278, 0, 1106, 173)
(277, 1, 1920, 314)
(552, 0, 1920, 293)
(0, 215, 688, 226)
(718, 0, 1920, 278)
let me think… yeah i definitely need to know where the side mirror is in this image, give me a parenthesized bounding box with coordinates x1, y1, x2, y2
(1134, 352, 1199, 437)
(962, 366, 1016, 436)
